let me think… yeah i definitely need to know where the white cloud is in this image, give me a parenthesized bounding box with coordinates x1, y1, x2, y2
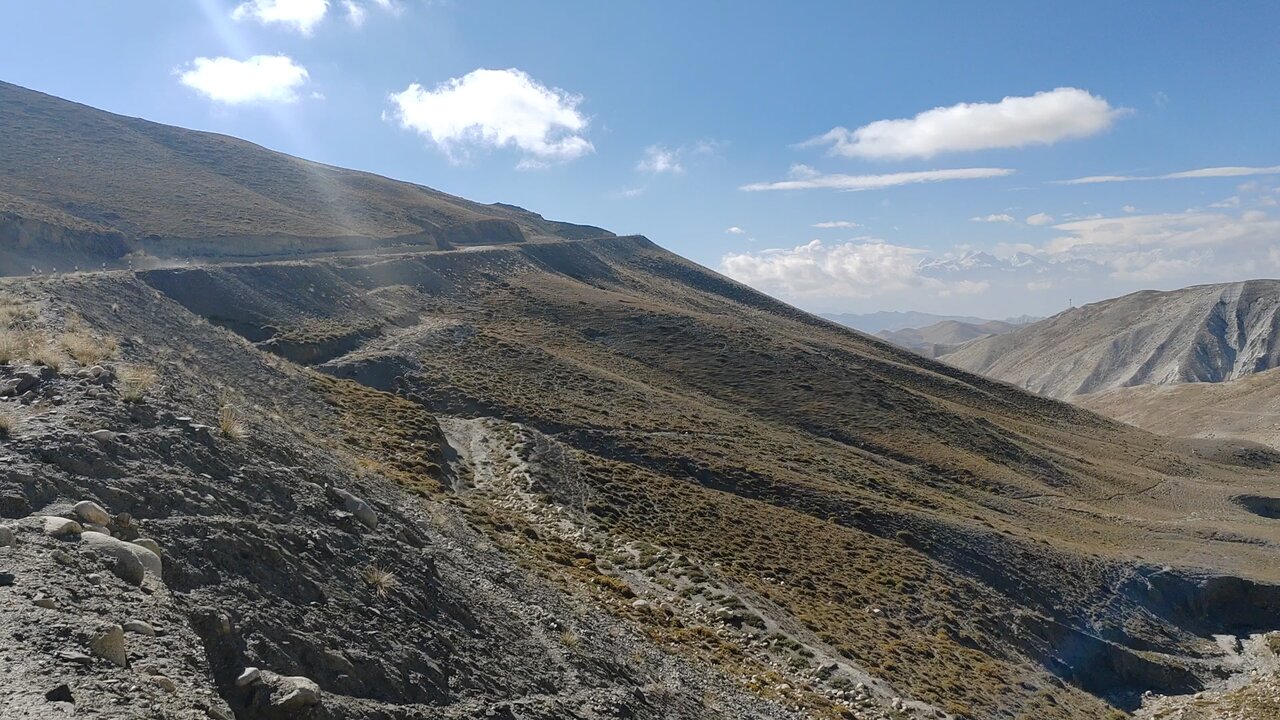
(719, 240, 989, 302)
(178, 55, 310, 104)
(971, 214, 1014, 223)
(741, 167, 1013, 192)
(386, 68, 593, 167)
(807, 88, 1121, 160)
(1025, 212, 1054, 226)
(812, 221, 862, 229)
(725, 226, 746, 234)
(637, 145, 683, 174)
(231, 0, 328, 35)
(342, 0, 366, 25)
(1058, 165, 1280, 185)
(1122, 205, 1137, 213)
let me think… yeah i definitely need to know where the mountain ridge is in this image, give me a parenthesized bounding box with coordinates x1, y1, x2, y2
(942, 280, 1280, 398)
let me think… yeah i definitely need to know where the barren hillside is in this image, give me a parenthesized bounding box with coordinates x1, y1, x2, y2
(0, 81, 609, 275)
(5, 83, 1280, 720)
(942, 281, 1280, 399)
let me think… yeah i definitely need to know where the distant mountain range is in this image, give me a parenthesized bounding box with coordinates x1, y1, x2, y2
(942, 280, 1280, 399)
(822, 310, 1040, 334)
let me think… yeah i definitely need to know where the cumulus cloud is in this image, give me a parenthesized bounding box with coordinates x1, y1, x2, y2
(1025, 212, 1054, 226)
(231, 0, 328, 35)
(971, 214, 1014, 223)
(812, 221, 862, 229)
(719, 240, 991, 302)
(386, 68, 593, 167)
(1058, 165, 1280, 185)
(742, 167, 1013, 192)
(725, 226, 746, 234)
(178, 55, 310, 104)
(806, 88, 1121, 160)
(637, 145, 683, 174)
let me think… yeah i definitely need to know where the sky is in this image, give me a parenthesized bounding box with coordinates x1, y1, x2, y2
(2, 1, 1279, 318)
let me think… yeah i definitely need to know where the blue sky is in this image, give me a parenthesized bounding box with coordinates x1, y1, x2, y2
(3, 1, 1279, 318)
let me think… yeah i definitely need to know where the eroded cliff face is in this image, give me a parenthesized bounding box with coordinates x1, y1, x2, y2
(943, 280, 1280, 399)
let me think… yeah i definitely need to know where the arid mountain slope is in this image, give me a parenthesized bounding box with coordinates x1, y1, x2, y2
(876, 319, 1025, 357)
(0, 80, 609, 274)
(5, 85, 1280, 720)
(134, 237, 1280, 719)
(942, 281, 1280, 398)
(1077, 365, 1280, 450)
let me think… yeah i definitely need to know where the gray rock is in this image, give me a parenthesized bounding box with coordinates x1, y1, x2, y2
(150, 675, 176, 692)
(89, 624, 127, 667)
(54, 650, 91, 666)
(42, 516, 83, 537)
(88, 429, 117, 443)
(33, 594, 56, 609)
(80, 531, 161, 585)
(235, 667, 261, 687)
(82, 523, 111, 536)
(333, 488, 378, 529)
(273, 675, 322, 709)
(133, 538, 162, 556)
(123, 619, 156, 636)
(0, 525, 14, 546)
(73, 500, 111, 525)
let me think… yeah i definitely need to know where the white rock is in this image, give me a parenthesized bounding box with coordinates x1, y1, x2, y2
(133, 538, 162, 556)
(80, 531, 161, 585)
(89, 624, 127, 667)
(235, 667, 261, 687)
(73, 500, 111, 525)
(83, 523, 111, 536)
(88, 429, 117, 443)
(123, 620, 156, 636)
(43, 516, 83, 537)
(334, 488, 378, 529)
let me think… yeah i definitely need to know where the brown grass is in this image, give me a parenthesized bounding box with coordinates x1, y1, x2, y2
(0, 410, 15, 437)
(218, 404, 248, 440)
(118, 365, 158, 403)
(61, 331, 117, 366)
(362, 564, 397, 598)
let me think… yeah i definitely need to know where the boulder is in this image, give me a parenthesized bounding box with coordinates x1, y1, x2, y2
(80, 531, 161, 585)
(88, 429, 117, 443)
(0, 525, 14, 546)
(133, 538, 162, 556)
(73, 500, 111, 525)
(42, 517, 83, 537)
(89, 624, 127, 667)
(333, 488, 378, 529)
(235, 667, 262, 687)
(264, 672, 322, 710)
(123, 620, 156, 636)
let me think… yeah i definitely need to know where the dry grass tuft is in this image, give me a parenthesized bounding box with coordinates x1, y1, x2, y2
(25, 340, 64, 371)
(363, 564, 397, 598)
(218, 404, 248, 440)
(61, 331, 117, 366)
(0, 410, 15, 437)
(0, 330, 19, 364)
(118, 365, 158, 403)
